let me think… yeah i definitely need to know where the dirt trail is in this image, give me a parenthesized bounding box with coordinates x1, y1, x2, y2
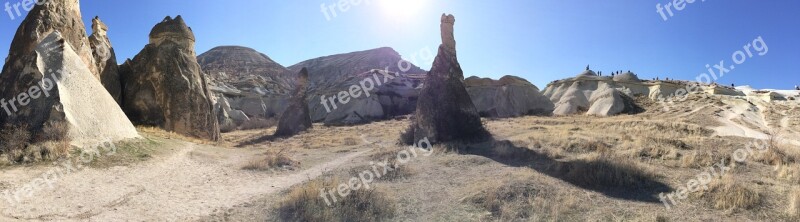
(0, 142, 369, 221)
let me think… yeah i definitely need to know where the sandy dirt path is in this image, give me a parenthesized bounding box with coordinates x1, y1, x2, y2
(0, 142, 369, 221)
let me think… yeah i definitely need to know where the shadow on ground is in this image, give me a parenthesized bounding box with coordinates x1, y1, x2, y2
(460, 139, 672, 203)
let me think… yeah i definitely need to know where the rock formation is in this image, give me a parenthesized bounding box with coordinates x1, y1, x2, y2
(198, 46, 293, 128)
(466, 76, 554, 118)
(89, 16, 122, 104)
(289, 47, 426, 125)
(0, 0, 99, 81)
(274, 68, 312, 137)
(120, 16, 220, 141)
(402, 14, 490, 145)
(0, 0, 138, 147)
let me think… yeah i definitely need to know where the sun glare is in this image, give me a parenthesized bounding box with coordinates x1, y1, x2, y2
(380, 0, 425, 20)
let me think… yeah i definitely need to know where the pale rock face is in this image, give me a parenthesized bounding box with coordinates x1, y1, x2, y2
(0, 0, 137, 146)
(120, 15, 220, 141)
(7, 33, 138, 146)
(1, 0, 99, 80)
(89, 16, 122, 104)
(440, 14, 457, 54)
(586, 82, 626, 116)
(466, 76, 554, 118)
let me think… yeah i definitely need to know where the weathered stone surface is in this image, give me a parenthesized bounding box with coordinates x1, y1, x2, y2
(466, 75, 554, 118)
(120, 16, 220, 141)
(403, 14, 490, 145)
(0, 1, 137, 146)
(0, 32, 139, 146)
(291, 47, 427, 125)
(89, 16, 121, 104)
(0, 0, 99, 81)
(274, 68, 312, 137)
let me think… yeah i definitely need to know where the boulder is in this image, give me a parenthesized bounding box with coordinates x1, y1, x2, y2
(402, 14, 490, 145)
(466, 76, 554, 118)
(89, 16, 122, 104)
(120, 16, 220, 141)
(274, 68, 312, 137)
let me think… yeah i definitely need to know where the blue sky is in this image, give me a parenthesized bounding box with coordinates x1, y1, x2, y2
(1, 0, 798, 89)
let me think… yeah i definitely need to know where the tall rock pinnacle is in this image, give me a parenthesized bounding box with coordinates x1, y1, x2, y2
(401, 14, 490, 145)
(120, 15, 220, 141)
(89, 16, 122, 104)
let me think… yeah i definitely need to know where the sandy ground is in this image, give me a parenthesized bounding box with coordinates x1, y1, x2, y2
(0, 135, 373, 221)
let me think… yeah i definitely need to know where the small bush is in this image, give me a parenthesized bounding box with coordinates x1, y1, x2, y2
(276, 177, 396, 222)
(1, 124, 31, 162)
(242, 148, 299, 171)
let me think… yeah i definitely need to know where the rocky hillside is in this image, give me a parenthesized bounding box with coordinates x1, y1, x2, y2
(288, 47, 428, 125)
(288, 47, 426, 90)
(465, 75, 554, 118)
(198, 46, 292, 96)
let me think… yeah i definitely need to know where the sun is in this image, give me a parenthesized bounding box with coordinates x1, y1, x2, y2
(379, 0, 425, 20)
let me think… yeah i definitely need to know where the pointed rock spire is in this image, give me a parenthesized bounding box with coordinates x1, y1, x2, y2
(89, 16, 122, 104)
(401, 14, 490, 145)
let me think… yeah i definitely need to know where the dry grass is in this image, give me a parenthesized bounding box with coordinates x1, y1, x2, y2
(238, 118, 277, 131)
(242, 147, 299, 171)
(789, 187, 800, 217)
(342, 137, 358, 146)
(136, 126, 213, 144)
(276, 176, 396, 222)
(468, 179, 540, 221)
(693, 175, 761, 211)
(555, 155, 663, 191)
(1, 122, 72, 163)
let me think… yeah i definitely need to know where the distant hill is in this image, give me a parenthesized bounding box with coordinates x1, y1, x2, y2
(288, 47, 426, 91)
(198, 46, 292, 96)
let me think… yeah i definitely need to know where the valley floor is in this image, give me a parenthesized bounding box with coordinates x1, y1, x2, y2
(0, 94, 799, 221)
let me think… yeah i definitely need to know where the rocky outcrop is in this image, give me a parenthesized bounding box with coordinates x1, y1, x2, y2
(402, 14, 490, 145)
(198, 46, 293, 129)
(89, 16, 121, 104)
(274, 68, 312, 137)
(0, 0, 138, 147)
(0, 0, 98, 81)
(120, 16, 220, 141)
(466, 76, 554, 118)
(289, 47, 426, 125)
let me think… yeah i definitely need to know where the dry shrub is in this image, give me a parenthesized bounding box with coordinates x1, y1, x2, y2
(693, 175, 761, 210)
(365, 146, 417, 181)
(238, 118, 277, 131)
(276, 177, 396, 222)
(343, 137, 359, 146)
(242, 148, 299, 171)
(789, 187, 800, 217)
(469, 179, 540, 221)
(0, 124, 31, 162)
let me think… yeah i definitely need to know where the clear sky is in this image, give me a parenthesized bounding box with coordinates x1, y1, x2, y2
(1, 0, 798, 89)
